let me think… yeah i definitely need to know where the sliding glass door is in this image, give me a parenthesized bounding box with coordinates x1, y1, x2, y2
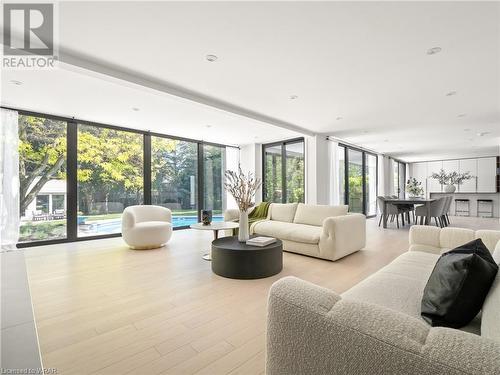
(77, 125, 144, 237)
(263, 138, 305, 203)
(18, 114, 67, 243)
(151, 136, 198, 228)
(347, 149, 363, 213)
(16, 109, 231, 246)
(392, 159, 406, 198)
(338, 145, 378, 217)
(203, 144, 225, 222)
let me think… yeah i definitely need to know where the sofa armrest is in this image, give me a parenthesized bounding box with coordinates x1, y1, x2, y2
(319, 213, 366, 260)
(267, 277, 500, 375)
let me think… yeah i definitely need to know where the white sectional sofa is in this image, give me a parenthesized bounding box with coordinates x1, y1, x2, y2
(224, 203, 366, 261)
(266, 226, 500, 374)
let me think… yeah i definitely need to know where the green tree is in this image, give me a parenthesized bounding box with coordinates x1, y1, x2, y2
(19, 116, 145, 216)
(18, 115, 66, 213)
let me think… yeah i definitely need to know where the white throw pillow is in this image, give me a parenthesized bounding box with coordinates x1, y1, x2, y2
(293, 203, 348, 226)
(270, 203, 298, 223)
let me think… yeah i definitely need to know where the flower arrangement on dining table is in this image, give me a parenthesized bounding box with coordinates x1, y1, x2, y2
(406, 177, 424, 197)
(224, 165, 262, 241)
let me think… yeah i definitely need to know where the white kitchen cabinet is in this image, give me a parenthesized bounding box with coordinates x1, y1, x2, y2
(427, 161, 443, 193)
(410, 162, 428, 196)
(477, 157, 497, 192)
(442, 160, 459, 191)
(458, 159, 477, 193)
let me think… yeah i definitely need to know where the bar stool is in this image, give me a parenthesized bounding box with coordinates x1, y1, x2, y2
(455, 199, 470, 216)
(477, 199, 494, 218)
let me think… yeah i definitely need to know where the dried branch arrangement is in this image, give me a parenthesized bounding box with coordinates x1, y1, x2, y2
(224, 164, 262, 212)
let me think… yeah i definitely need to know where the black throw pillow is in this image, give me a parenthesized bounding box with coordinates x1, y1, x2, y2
(421, 238, 499, 328)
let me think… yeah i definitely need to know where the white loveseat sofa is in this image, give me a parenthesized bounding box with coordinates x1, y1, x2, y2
(225, 203, 366, 261)
(266, 225, 500, 374)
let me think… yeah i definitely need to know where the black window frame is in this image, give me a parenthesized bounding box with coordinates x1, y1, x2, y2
(339, 143, 378, 218)
(262, 137, 305, 204)
(9, 107, 231, 248)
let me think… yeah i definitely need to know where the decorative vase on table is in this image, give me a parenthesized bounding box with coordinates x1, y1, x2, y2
(444, 184, 456, 193)
(224, 164, 262, 243)
(201, 210, 212, 225)
(238, 210, 250, 242)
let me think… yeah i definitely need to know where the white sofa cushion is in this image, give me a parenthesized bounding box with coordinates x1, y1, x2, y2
(270, 203, 298, 223)
(253, 220, 321, 244)
(293, 203, 348, 226)
(476, 230, 500, 255)
(439, 227, 475, 252)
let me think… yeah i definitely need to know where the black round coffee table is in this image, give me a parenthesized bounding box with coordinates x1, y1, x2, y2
(211, 236, 283, 279)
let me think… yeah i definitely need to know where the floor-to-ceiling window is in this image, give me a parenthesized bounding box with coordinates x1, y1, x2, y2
(151, 136, 198, 228)
(77, 125, 144, 237)
(263, 145, 283, 202)
(392, 159, 406, 198)
(14, 109, 234, 247)
(18, 114, 67, 243)
(347, 149, 363, 213)
(285, 142, 305, 203)
(263, 138, 305, 203)
(338, 144, 378, 217)
(203, 144, 225, 221)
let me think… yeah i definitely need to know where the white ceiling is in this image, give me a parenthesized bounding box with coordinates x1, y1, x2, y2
(1, 63, 301, 145)
(2, 1, 499, 160)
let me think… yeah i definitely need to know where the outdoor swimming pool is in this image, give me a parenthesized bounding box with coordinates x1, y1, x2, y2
(78, 215, 224, 236)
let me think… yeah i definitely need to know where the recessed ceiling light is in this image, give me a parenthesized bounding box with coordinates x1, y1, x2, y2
(132, 107, 140, 111)
(289, 95, 298, 100)
(9, 80, 22, 85)
(427, 47, 442, 55)
(477, 132, 490, 137)
(446, 91, 457, 96)
(336, 116, 343, 121)
(458, 113, 467, 118)
(206, 54, 218, 62)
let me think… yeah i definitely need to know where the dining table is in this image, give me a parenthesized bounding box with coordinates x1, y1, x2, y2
(382, 198, 436, 228)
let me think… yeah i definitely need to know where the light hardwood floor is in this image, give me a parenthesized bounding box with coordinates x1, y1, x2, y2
(24, 216, 500, 375)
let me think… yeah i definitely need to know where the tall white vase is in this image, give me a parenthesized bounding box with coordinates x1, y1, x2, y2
(238, 210, 249, 242)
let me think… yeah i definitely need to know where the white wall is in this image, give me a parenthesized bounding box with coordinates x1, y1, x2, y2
(239, 143, 262, 203)
(305, 135, 329, 205)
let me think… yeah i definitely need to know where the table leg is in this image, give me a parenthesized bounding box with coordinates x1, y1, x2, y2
(202, 229, 219, 261)
(383, 201, 388, 228)
(425, 201, 431, 225)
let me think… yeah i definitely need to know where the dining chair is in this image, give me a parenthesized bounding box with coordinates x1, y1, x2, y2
(415, 197, 447, 227)
(377, 196, 405, 228)
(441, 196, 452, 226)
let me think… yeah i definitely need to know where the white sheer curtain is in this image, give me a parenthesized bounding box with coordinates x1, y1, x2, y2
(328, 140, 341, 205)
(0, 109, 19, 250)
(225, 146, 240, 210)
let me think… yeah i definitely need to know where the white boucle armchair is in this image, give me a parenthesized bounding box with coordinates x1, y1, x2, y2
(121, 205, 172, 249)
